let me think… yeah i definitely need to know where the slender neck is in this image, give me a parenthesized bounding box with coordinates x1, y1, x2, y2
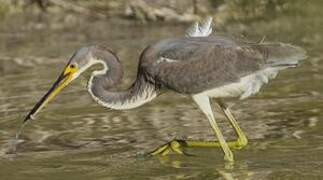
(87, 47, 158, 110)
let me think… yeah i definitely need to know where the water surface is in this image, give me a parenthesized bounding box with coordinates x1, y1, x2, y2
(1, 2, 323, 179)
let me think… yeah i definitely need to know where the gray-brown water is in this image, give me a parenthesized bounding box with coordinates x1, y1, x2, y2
(1, 2, 323, 180)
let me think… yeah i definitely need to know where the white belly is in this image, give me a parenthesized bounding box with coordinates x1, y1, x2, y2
(199, 67, 283, 100)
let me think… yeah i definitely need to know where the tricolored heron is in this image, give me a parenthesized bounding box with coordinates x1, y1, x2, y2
(22, 18, 306, 162)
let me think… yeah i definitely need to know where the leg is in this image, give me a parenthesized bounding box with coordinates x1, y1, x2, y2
(150, 97, 247, 162)
(191, 95, 234, 162)
(179, 100, 247, 149)
(150, 95, 234, 161)
(216, 100, 248, 149)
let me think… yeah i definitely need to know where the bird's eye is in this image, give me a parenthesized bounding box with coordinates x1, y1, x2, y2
(70, 64, 76, 69)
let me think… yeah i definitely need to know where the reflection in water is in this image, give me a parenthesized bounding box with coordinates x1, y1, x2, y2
(1, 1, 323, 179)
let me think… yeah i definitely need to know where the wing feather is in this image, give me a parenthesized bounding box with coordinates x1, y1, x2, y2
(140, 36, 306, 95)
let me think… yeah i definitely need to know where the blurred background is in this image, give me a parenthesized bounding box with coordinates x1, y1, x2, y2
(1, 0, 323, 179)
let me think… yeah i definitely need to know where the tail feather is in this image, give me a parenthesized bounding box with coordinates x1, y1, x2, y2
(239, 43, 306, 100)
(258, 43, 307, 67)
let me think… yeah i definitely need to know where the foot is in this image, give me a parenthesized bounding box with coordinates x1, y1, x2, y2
(150, 139, 191, 156)
(229, 138, 248, 150)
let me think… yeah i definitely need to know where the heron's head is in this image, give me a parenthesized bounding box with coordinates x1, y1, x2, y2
(23, 46, 101, 123)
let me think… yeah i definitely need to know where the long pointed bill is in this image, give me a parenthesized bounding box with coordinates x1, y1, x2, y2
(23, 65, 77, 123)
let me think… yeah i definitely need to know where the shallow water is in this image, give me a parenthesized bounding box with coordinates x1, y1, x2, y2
(1, 1, 323, 179)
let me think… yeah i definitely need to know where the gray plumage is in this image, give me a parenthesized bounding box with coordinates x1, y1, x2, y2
(140, 35, 306, 95)
(81, 34, 306, 110)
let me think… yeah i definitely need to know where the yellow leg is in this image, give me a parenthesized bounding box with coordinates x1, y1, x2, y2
(151, 97, 248, 162)
(193, 95, 234, 161)
(151, 95, 234, 161)
(217, 100, 248, 149)
(150, 138, 246, 157)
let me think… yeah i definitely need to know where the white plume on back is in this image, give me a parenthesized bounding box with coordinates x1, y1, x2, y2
(186, 17, 213, 37)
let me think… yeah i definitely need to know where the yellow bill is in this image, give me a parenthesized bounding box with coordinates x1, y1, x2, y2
(23, 64, 78, 123)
